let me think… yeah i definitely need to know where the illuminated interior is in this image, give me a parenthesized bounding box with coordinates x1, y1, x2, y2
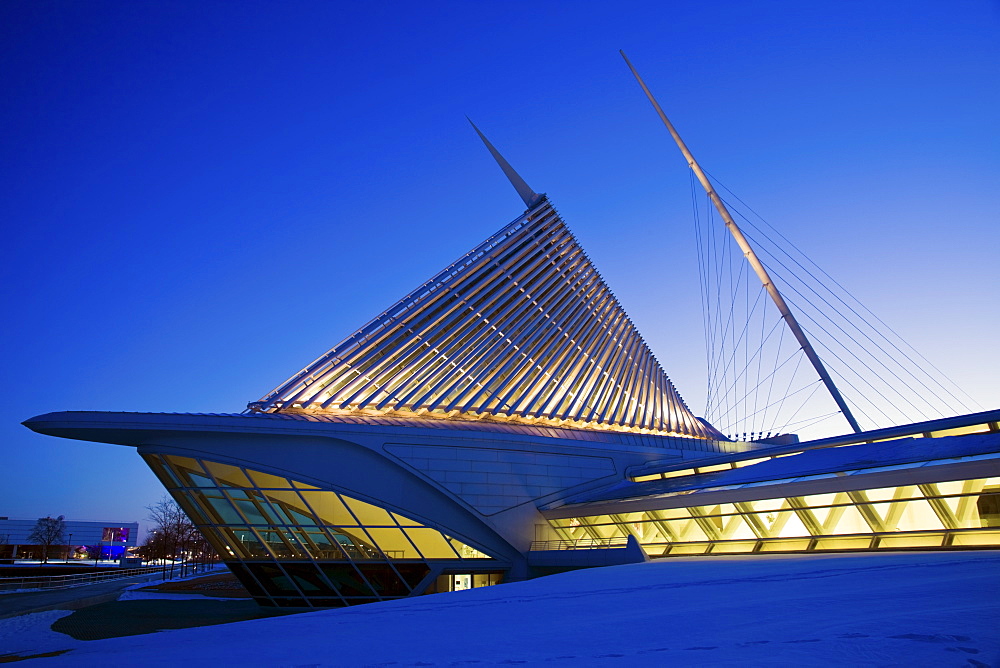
(143, 454, 503, 607)
(550, 477, 1000, 556)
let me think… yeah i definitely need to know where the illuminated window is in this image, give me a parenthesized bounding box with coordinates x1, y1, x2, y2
(140, 453, 503, 608)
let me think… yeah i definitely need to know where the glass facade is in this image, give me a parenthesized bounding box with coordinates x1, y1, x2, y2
(143, 454, 503, 607)
(550, 477, 1000, 556)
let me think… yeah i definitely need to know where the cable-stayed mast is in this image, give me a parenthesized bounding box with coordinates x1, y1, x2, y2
(621, 50, 862, 434)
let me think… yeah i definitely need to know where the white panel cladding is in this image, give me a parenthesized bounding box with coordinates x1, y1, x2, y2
(251, 198, 716, 440)
(384, 443, 616, 516)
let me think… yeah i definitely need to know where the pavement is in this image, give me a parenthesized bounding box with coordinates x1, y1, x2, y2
(0, 571, 168, 620)
(0, 569, 302, 660)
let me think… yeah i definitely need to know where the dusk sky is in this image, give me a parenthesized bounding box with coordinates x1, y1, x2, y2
(2, 1, 998, 531)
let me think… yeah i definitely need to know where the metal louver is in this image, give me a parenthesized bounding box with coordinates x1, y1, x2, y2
(250, 197, 715, 440)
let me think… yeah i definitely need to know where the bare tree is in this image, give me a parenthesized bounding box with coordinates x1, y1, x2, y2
(28, 516, 65, 564)
(145, 496, 206, 578)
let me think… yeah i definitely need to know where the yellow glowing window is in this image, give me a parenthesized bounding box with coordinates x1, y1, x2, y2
(247, 470, 292, 489)
(815, 536, 871, 550)
(261, 490, 317, 525)
(165, 455, 205, 473)
(695, 463, 733, 474)
(405, 528, 460, 559)
(344, 496, 395, 526)
(952, 530, 1000, 546)
(879, 533, 945, 549)
(745, 498, 784, 513)
(711, 540, 758, 553)
(299, 491, 356, 526)
(733, 457, 770, 468)
(933, 480, 970, 496)
(801, 493, 838, 507)
(864, 487, 899, 503)
(364, 528, 421, 559)
(145, 456, 183, 489)
(928, 424, 991, 437)
(202, 461, 254, 488)
(392, 512, 421, 527)
(759, 538, 811, 552)
(827, 505, 870, 535)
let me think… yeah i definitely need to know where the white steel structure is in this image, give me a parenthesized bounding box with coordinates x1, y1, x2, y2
(250, 193, 714, 440)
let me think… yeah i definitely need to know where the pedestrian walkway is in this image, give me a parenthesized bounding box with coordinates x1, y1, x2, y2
(0, 571, 165, 620)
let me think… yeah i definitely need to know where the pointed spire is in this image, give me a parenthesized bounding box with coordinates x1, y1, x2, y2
(467, 117, 542, 209)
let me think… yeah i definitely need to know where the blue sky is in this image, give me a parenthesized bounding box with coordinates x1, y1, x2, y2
(2, 1, 998, 528)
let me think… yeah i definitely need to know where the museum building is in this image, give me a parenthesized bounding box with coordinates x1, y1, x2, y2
(24, 132, 1000, 608)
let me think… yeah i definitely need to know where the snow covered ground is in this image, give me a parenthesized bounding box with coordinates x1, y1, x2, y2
(4, 551, 999, 666)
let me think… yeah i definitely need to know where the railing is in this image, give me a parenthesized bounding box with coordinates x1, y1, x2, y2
(0, 566, 166, 593)
(529, 537, 629, 551)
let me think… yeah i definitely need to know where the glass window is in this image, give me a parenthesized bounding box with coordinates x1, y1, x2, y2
(365, 528, 421, 559)
(405, 528, 460, 559)
(202, 461, 254, 488)
(227, 563, 267, 596)
(319, 564, 374, 598)
(824, 504, 871, 535)
(298, 530, 342, 559)
(894, 499, 946, 531)
(173, 492, 209, 524)
(879, 533, 945, 549)
(247, 470, 292, 489)
(255, 529, 307, 559)
(864, 487, 900, 503)
(281, 564, 335, 594)
(194, 491, 243, 525)
(744, 498, 784, 513)
(163, 457, 214, 487)
(330, 529, 380, 561)
(392, 512, 421, 527)
(447, 537, 493, 559)
(165, 455, 205, 473)
(392, 563, 432, 590)
(774, 511, 811, 538)
(344, 496, 395, 526)
(144, 456, 183, 489)
(357, 564, 410, 597)
(227, 491, 280, 525)
(472, 573, 503, 587)
(801, 493, 837, 507)
(720, 516, 758, 541)
(246, 563, 299, 595)
(663, 519, 708, 542)
(300, 492, 356, 526)
(227, 528, 271, 558)
(979, 492, 1000, 527)
(263, 490, 318, 526)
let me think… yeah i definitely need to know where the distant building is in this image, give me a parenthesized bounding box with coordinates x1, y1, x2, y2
(0, 518, 138, 561)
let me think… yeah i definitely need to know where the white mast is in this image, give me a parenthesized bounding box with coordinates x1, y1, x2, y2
(620, 50, 862, 434)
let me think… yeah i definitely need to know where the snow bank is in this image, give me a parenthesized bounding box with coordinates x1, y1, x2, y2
(0, 610, 83, 656)
(12, 551, 1000, 666)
